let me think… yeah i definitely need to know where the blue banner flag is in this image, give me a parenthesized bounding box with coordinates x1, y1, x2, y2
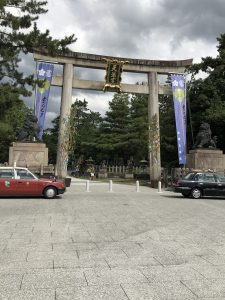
(171, 74, 187, 165)
(35, 62, 54, 139)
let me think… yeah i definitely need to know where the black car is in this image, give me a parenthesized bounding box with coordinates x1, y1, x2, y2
(174, 171, 225, 199)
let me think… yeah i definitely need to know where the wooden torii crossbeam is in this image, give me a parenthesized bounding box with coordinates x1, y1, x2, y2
(33, 51, 192, 186)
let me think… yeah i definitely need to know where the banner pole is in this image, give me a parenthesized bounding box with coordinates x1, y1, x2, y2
(33, 60, 38, 142)
(34, 60, 38, 115)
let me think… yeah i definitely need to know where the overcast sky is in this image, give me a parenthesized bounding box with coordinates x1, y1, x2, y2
(22, 0, 225, 128)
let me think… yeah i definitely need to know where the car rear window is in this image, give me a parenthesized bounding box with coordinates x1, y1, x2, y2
(216, 174, 225, 182)
(203, 174, 216, 182)
(0, 169, 14, 178)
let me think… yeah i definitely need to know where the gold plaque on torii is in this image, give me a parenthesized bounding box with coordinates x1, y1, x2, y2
(103, 58, 129, 92)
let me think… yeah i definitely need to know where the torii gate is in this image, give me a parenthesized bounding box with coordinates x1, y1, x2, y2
(33, 51, 192, 187)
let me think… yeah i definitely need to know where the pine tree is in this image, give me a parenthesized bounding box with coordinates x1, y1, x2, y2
(97, 93, 131, 165)
(71, 99, 102, 164)
(0, 0, 76, 162)
(159, 93, 178, 167)
(44, 99, 102, 165)
(188, 34, 225, 151)
(129, 93, 148, 164)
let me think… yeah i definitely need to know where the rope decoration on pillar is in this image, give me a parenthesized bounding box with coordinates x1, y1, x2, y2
(149, 113, 160, 167)
(59, 106, 76, 171)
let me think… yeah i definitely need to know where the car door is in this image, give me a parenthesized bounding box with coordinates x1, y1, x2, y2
(214, 174, 225, 196)
(15, 169, 39, 195)
(0, 168, 17, 196)
(198, 173, 219, 196)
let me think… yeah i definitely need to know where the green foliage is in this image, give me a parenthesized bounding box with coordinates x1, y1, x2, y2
(128, 94, 148, 163)
(70, 99, 102, 164)
(5, 103, 32, 133)
(44, 99, 102, 165)
(43, 116, 59, 164)
(159, 94, 178, 167)
(0, 97, 31, 162)
(96, 93, 131, 164)
(0, 0, 76, 92)
(46, 93, 150, 167)
(0, 0, 76, 163)
(187, 33, 225, 151)
(0, 121, 14, 162)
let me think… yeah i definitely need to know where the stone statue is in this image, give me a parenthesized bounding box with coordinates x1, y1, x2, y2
(193, 122, 217, 149)
(17, 112, 40, 142)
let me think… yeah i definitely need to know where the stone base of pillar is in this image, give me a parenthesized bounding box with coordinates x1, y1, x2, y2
(151, 180, 159, 188)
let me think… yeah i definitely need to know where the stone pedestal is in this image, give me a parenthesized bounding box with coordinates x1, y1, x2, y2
(124, 173, 134, 179)
(98, 168, 108, 179)
(187, 148, 225, 172)
(9, 142, 48, 167)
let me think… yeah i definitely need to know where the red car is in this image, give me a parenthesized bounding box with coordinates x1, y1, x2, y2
(0, 167, 66, 199)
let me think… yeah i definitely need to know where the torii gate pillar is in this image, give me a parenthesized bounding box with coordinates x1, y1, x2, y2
(148, 72, 161, 187)
(56, 63, 73, 178)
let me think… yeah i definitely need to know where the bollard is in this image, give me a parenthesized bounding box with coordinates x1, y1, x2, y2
(54, 165, 58, 177)
(40, 164, 43, 176)
(86, 180, 90, 192)
(109, 180, 113, 192)
(158, 181, 162, 193)
(13, 161, 16, 167)
(136, 180, 140, 192)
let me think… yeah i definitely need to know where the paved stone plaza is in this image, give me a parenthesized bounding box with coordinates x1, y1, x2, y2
(1, 179, 225, 299)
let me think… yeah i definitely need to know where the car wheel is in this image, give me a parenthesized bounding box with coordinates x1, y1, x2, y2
(191, 188, 202, 199)
(44, 186, 57, 199)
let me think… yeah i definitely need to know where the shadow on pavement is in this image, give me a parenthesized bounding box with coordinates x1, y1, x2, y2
(162, 193, 225, 201)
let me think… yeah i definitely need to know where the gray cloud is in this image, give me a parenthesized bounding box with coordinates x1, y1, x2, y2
(64, 0, 225, 58)
(161, 0, 225, 43)
(20, 0, 225, 127)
